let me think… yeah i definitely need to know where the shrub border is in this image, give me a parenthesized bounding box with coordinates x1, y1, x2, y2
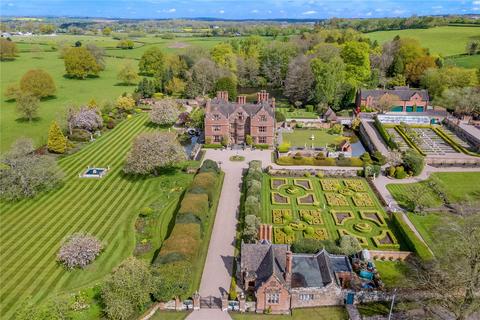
(372, 229, 401, 249)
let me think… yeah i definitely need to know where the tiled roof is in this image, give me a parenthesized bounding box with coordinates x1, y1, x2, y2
(209, 98, 275, 118)
(360, 87, 429, 101)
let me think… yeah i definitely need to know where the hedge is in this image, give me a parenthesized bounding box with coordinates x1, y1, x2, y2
(277, 156, 363, 167)
(432, 127, 480, 157)
(374, 117, 398, 150)
(189, 172, 218, 201)
(392, 212, 434, 261)
(155, 223, 201, 264)
(203, 144, 224, 149)
(394, 126, 426, 156)
(177, 193, 209, 220)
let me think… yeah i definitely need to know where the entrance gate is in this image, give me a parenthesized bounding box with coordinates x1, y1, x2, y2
(200, 296, 221, 309)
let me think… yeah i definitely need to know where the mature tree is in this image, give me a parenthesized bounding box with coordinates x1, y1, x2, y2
(64, 47, 100, 79)
(466, 40, 479, 55)
(374, 93, 400, 113)
(338, 235, 362, 256)
(0, 138, 64, 201)
(116, 39, 134, 49)
(0, 38, 18, 60)
(214, 76, 238, 101)
(164, 77, 186, 96)
(236, 56, 259, 87)
(67, 106, 103, 134)
(116, 94, 136, 112)
(57, 233, 103, 269)
(402, 149, 425, 176)
(311, 42, 341, 62)
(397, 37, 427, 68)
(4, 83, 20, 100)
(47, 121, 68, 154)
(413, 215, 480, 320)
(284, 54, 314, 104)
(152, 261, 191, 302)
(404, 55, 436, 86)
(434, 87, 480, 116)
(19, 69, 56, 98)
(260, 41, 298, 87)
(15, 92, 40, 121)
(101, 258, 153, 320)
(124, 132, 186, 175)
(243, 214, 261, 243)
(135, 78, 157, 99)
(15, 296, 70, 320)
(188, 108, 205, 129)
(102, 27, 112, 36)
(311, 56, 347, 109)
(185, 58, 221, 97)
(211, 42, 237, 73)
(149, 99, 180, 125)
(85, 43, 106, 70)
(340, 41, 371, 85)
(422, 67, 478, 99)
(117, 62, 139, 85)
(138, 47, 164, 76)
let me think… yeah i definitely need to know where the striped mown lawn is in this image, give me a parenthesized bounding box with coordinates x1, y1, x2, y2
(0, 114, 194, 319)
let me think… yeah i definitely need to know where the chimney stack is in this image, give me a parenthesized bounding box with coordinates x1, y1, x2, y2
(257, 90, 269, 103)
(216, 91, 229, 102)
(285, 250, 292, 284)
(237, 95, 247, 105)
(271, 97, 275, 109)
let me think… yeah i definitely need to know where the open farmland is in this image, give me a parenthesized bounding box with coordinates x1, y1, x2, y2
(0, 114, 195, 318)
(366, 26, 480, 56)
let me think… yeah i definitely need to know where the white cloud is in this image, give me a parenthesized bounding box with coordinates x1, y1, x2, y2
(251, 9, 259, 13)
(473, 7, 480, 10)
(167, 8, 176, 13)
(374, 8, 383, 12)
(432, 5, 443, 9)
(393, 9, 407, 15)
(473, 1, 480, 4)
(219, 9, 225, 14)
(267, 10, 272, 14)
(302, 10, 317, 15)
(8, 2, 14, 6)
(365, 11, 372, 16)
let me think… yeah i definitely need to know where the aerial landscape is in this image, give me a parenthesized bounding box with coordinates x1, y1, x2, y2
(0, 0, 479, 319)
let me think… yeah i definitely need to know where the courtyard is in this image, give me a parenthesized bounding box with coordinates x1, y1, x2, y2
(261, 176, 403, 250)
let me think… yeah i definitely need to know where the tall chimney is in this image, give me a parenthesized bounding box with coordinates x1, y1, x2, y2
(216, 91, 228, 102)
(271, 97, 275, 109)
(285, 250, 292, 284)
(237, 95, 246, 105)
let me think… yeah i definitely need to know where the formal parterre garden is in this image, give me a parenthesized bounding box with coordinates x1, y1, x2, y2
(262, 176, 404, 250)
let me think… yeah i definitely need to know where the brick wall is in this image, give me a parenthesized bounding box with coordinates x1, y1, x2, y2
(255, 277, 291, 314)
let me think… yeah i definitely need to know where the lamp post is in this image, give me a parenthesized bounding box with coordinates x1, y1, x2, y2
(388, 288, 397, 320)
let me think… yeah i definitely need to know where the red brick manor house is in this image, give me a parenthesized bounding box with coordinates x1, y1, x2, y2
(204, 90, 276, 146)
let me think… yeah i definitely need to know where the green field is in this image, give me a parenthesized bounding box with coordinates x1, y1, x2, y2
(366, 26, 480, 56)
(446, 54, 480, 68)
(231, 307, 348, 320)
(262, 176, 405, 250)
(0, 114, 195, 319)
(0, 51, 138, 153)
(282, 129, 347, 147)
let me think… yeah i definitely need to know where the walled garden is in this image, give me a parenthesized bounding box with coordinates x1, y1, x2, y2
(261, 176, 403, 250)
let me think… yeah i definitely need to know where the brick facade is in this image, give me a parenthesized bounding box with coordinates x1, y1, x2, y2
(204, 91, 275, 146)
(356, 87, 429, 112)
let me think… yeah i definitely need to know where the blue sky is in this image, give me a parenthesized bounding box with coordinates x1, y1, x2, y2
(1, 0, 479, 19)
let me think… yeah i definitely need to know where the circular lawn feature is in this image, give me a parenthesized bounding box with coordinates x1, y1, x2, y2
(354, 222, 373, 233)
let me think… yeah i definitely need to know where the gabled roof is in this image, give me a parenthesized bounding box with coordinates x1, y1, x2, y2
(241, 241, 289, 289)
(324, 107, 337, 121)
(360, 87, 429, 101)
(209, 98, 275, 118)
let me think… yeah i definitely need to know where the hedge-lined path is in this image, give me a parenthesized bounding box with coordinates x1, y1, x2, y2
(186, 149, 272, 320)
(0, 114, 195, 319)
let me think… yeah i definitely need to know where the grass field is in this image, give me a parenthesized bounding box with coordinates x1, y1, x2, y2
(0, 51, 138, 153)
(230, 307, 348, 320)
(262, 176, 405, 250)
(282, 129, 346, 147)
(0, 113, 196, 319)
(446, 54, 480, 68)
(373, 260, 411, 288)
(276, 107, 318, 119)
(366, 26, 480, 56)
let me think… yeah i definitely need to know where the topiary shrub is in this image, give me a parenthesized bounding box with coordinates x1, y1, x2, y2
(395, 166, 407, 179)
(245, 195, 261, 216)
(388, 166, 396, 177)
(189, 172, 218, 200)
(199, 159, 220, 174)
(283, 226, 293, 235)
(69, 128, 91, 142)
(304, 226, 315, 236)
(139, 207, 154, 217)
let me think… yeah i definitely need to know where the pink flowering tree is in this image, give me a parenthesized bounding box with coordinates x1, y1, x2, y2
(57, 233, 103, 269)
(67, 107, 103, 135)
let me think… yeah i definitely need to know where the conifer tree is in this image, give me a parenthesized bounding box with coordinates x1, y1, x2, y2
(47, 121, 67, 154)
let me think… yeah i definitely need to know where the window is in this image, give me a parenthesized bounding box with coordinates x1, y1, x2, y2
(258, 136, 267, 144)
(214, 135, 221, 142)
(267, 293, 279, 304)
(213, 114, 220, 120)
(260, 115, 267, 121)
(259, 126, 266, 132)
(213, 125, 220, 132)
(237, 112, 243, 120)
(299, 294, 314, 301)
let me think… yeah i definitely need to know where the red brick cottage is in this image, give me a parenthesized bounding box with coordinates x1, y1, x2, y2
(356, 86, 429, 112)
(240, 241, 353, 314)
(204, 90, 276, 146)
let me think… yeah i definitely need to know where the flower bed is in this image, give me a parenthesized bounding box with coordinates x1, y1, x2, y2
(353, 222, 373, 233)
(373, 230, 400, 249)
(271, 192, 290, 204)
(289, 220, 308, 231)
(338, 188, 355, 196)
(325, 193, 349, 206)
(299, 209, 323, 225)
(338, 229, 368, 246)
(344, 179, 367, 192)
(272, 209, 293, 224)
(331, 210, 354, 225)
(274, 227, 295, 244)
(297, 193, 319, 205)
(352, 193, 375, 207)
(294, 179, 312, 190)
(271, 178, 288, 190)
(360, 210, 387, 227)
(305, 228, 329, 240)
(320, 179, 341, 191)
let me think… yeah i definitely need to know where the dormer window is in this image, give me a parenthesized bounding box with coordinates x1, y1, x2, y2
(213, 114, 220, 120)
(260, 115, 267, 122)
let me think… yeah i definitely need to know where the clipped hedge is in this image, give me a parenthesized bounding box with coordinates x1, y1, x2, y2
(155, 223, 201, 264)
(392, 212, 434, 261)
(189, 172, 218, 201)
(277, 156, 363, 167)
(374, 117, 398, 150)
(177, 193, 209, 221)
